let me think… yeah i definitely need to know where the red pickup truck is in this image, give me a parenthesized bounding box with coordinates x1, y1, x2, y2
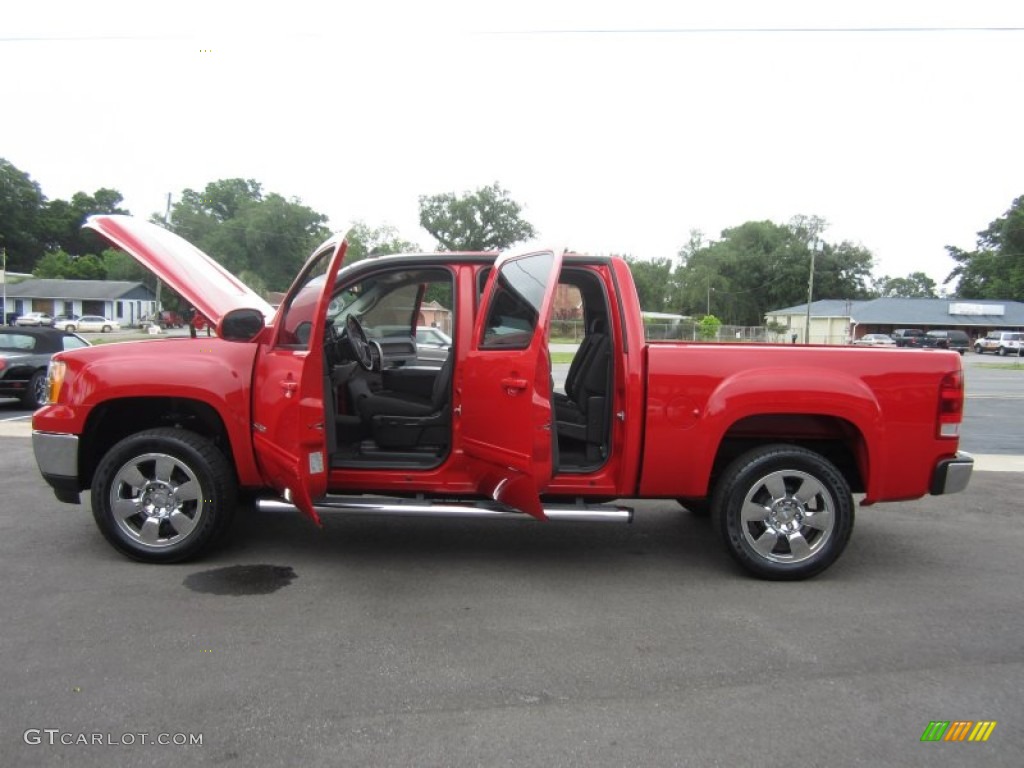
(32, 216, 973, 580)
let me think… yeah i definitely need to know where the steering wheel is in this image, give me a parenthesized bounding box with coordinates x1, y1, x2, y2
(345, 314, 374, 371)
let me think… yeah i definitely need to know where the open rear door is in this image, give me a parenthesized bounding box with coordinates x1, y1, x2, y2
(251, 234, 349, 524)
(459, 247, 562, 519)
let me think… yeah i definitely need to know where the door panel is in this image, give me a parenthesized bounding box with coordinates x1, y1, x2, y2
(251, 235, 349, 524)
(459, 247, 563, 518)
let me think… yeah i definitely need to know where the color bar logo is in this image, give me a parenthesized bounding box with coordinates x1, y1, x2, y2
(921, 721, 997, 742)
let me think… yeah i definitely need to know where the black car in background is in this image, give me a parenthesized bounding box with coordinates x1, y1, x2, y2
(923, 330, 970, 354)
(0, 327, 90, 408)
(891, 328, 927, 347)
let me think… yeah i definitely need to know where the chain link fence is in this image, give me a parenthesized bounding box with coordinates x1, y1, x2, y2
(551, 320, 770, 343)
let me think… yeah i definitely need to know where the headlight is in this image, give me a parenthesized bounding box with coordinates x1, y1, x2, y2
(45, 361, 67, 404)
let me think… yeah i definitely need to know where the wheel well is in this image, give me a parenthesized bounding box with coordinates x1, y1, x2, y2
(79, 398, 235, 491)
(708, 414, 866, 495)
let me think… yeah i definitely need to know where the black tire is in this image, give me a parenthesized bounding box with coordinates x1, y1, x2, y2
(22, 369, 48, 409)
(91, 428, 237, 563)
(712, 444, 854, 580)
(102, 325, 111, 333)
(999, 347, 1008, 356)
(677, 497, 711, 517)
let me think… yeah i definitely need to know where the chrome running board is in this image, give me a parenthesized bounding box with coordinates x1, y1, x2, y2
(256, 496, 633, 523)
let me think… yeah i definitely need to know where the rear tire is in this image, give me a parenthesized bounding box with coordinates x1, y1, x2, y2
(712, 444, 854, 580)
(91, 428, 237, 563)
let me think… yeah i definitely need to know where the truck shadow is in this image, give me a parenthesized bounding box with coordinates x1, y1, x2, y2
(222, 502, 732, 576)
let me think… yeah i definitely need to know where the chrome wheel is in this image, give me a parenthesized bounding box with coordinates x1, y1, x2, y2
(110, 452, 203, 548)
(737, 469, 834, 564)
(92, 428, 236, 563)
(714, 444, 854, 580)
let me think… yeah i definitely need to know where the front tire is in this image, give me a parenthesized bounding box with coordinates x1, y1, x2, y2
(22, 369, 47, 409)
(712, 444, 854, 580)
(91, 428, 237, 563)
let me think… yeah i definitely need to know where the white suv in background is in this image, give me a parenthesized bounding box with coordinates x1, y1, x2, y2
(974, 331, 1022, 356)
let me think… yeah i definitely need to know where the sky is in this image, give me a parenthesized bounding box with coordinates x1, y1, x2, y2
(2, 0, 1023, 289)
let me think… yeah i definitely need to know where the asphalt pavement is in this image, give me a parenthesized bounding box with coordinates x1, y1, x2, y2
(1, 351, 1021, 767)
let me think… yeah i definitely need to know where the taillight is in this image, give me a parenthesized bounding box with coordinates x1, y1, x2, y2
(937, 370, 964, 438)
(45, 361, 67, 405)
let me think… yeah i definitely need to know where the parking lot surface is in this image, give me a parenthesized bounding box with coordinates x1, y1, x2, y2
(2, 434, 1023, 766)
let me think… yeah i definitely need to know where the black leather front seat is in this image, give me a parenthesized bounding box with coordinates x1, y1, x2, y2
(350, 355, 453, 449)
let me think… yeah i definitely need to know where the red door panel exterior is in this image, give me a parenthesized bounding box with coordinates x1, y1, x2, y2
(458, 247, 563, 518)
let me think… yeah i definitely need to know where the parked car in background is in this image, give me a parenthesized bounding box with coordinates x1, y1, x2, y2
(67, 316, 120, 333)
(926, 330, 970, 354)
(140, 310, 185, 330)
(415, 326, 452, 363)
(52, 313, 81, 330)
(974, 331, 1023, 356)
(923, 330, 970, 355)
(15, 312, 54, 328)
(0, 327, 90, 408)
(890, 328, 926, 347)
(852, 333, 896, 347)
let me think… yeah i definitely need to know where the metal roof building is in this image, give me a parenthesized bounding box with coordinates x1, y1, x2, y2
(766, 297, 1024, 345)
(3, 279, 157, 327)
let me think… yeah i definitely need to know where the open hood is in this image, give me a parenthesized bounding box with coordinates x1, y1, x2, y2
(85, 215, 275, 326)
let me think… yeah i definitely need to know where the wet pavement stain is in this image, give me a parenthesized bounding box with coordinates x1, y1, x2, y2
(183, 565, 296, 595)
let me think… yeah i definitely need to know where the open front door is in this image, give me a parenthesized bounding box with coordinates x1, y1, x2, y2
(459, 247, 563, 519)
(251, 235, 349, 524)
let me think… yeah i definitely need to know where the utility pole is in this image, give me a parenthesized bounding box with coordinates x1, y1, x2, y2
(2, 247, 7, 326)
(805, 239, 822, 343)
(155, 192, 172, 312)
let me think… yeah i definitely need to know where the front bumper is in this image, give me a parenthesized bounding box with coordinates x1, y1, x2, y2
(32, 431, 81, 503)
(930, 451, 974, 495)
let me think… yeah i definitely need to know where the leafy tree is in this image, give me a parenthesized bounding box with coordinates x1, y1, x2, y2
(38, 189, 129, 256)
(872, 272, 938, 298)
(102, 248, 151, 283)
(625, 255, 676, 311)
(345, 221, 419, 263)
(419, 182, 536, 251)
(33, 249, 105, 279)
(164, 179, 331, 292)
(699, 314, 722, 340)
(0, 158, 45, 271)
(674, 217, 875, 326)
(945, 195, 1024, 299)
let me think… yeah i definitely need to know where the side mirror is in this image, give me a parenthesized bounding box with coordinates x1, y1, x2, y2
(219, 308, 265, 342)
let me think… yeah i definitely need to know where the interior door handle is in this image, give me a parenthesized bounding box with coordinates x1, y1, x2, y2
(501, 377, 528, 394)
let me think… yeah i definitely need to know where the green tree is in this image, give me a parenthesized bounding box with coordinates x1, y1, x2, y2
(418, 182, 536, 251)
(0, 158, 45, 271)
(625, 256, 676, 311)
(674, 217, 875, 326)
(32, 249, 105, 279)
(945, 195, 1024, 299)
(164, 179, 331, 292)
(102, 248, 150, 283)
(345, 221, 419, 263)
(699, 314, 722, 340)
(38, 189, 129, 256)
(872, 272, 938, 298)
